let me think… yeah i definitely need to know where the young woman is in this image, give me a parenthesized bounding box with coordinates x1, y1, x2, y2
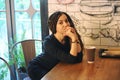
(27, 11, 84, 80)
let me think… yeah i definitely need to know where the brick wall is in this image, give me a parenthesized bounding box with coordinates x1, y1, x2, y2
(48, 0, 120, 48)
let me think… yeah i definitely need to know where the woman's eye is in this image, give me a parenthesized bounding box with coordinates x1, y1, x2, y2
(59, 22, 63, 24)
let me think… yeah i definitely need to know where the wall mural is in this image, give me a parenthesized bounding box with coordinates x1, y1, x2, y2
(79, 0, 113, 25)
(70, 0, 120, 43)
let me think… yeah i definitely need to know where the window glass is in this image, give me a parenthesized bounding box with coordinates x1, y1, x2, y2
(33, 12, 41, 39)
(33, 12, 42, 55)
(0, 12, 8, 58)
(15, 12, 32, 41)
(32, 0, 40, 10)
(14, 0, 42, 55)
(0, 0, 5, 10)
(14, 0, 30, 10)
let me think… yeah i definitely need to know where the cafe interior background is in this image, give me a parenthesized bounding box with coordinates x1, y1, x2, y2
(0, 0, 120, 80)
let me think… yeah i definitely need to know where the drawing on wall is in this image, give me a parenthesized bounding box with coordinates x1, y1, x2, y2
(57, 0, 74, 5)
(71, 15, 120, 42)
(71, 15, 100, 40)
(74, 0, 120, 43)
(100, 24, 120, 42)
(79, 0, 113, 25)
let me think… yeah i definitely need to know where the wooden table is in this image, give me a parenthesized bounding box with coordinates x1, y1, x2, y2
(41, 49, 120, 80)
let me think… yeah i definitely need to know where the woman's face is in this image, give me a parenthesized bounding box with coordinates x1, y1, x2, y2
(56, 14, 70, 36)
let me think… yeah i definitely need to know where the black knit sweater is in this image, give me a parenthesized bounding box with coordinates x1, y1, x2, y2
(29, 34, 83, 71)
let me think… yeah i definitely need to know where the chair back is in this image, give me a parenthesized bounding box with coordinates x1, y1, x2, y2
(10, 39, 42, 80)
(11, 39, 42, 68)
(21, 40, 36, 67)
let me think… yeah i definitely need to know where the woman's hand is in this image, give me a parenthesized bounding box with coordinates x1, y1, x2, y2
(65, 27, 78, 42)
(64, 27, 82, 55)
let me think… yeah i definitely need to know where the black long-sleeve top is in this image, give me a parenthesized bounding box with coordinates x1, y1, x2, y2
(30, 34, 83, 71)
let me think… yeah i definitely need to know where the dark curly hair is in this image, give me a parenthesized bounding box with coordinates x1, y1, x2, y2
(48, 11, 84, 51)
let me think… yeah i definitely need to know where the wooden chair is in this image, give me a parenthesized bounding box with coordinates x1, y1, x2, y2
(0, 57, 16, 80)
(10, 39, 43, 80)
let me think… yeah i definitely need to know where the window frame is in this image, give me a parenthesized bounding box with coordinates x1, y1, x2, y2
(40, 0, 49, 40)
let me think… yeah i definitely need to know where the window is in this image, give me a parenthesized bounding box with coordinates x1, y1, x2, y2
(0, 0, 48, 80)
(13, 0, 42, 41)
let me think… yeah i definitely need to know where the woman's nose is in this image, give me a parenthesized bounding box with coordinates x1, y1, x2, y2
(63, 22, 69, 27)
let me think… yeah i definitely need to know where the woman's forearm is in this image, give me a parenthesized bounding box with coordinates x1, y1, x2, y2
(77, 41, 82, 53)
(70, 41, 78, 56)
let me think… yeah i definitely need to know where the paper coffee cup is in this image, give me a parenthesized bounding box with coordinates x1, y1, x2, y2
(85, 46, 96, 63)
